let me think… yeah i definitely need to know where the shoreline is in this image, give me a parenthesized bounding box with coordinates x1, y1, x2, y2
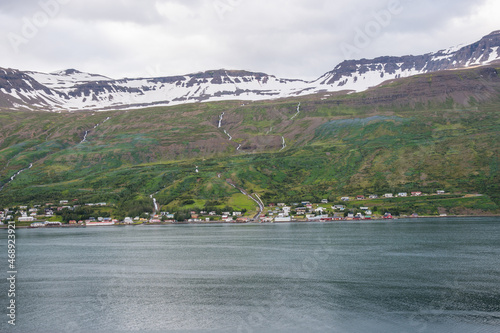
(2, 215, 499, 229)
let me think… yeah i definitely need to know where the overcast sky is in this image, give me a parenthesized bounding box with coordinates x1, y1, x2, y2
(0, 0, 498, 80)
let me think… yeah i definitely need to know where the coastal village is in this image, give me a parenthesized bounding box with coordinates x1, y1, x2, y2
(0, 190, 457, 228)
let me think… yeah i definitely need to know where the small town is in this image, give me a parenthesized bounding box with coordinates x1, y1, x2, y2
(0, 190, 458, 228)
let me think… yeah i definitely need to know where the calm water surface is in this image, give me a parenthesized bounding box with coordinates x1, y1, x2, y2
(1, 217, 500, 332)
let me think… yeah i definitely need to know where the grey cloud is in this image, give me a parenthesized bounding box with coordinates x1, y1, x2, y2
(0, 0, 497, 80)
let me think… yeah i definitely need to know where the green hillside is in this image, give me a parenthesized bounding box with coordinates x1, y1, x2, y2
(0, 67, 499, 218)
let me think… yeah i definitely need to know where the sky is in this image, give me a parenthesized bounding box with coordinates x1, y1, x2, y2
(0, 0, 499, 80)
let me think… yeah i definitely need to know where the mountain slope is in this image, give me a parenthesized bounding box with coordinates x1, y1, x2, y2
(0, 31, 499, 112)
(0, 65, 498, 216)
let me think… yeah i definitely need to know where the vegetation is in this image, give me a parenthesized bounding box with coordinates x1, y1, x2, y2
(0, 67, 499, 217)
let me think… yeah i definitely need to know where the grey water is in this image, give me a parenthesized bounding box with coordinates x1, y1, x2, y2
(1, 217, 500, 332)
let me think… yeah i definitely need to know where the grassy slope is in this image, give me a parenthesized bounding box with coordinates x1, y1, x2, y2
(0, 67, 499, 217)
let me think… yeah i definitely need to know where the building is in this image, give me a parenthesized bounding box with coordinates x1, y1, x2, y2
(398, 192, 408, 197)
(384, 193, 393, 198)
(18, 215, 35, 222)
(283, 207, 291, 216)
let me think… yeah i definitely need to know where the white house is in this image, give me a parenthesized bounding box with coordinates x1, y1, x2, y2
(384, 193, 393, 198)
(18, 216, 35, 222)
(398, 192, 408, 197)
(283, 207, 291, 216)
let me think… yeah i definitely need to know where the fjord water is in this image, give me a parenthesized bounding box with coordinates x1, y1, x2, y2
(2, 218, 500, 332)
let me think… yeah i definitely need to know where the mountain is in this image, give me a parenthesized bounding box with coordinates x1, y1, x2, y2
(0, 63, 499, 216)
(316, 30, 500, 90)
(0, 31, 499, 112)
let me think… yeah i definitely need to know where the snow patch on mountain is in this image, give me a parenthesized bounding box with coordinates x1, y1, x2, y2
(1, 31, 499, 112)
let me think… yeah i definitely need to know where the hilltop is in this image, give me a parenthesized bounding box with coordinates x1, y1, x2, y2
(0, 31, 499, 112)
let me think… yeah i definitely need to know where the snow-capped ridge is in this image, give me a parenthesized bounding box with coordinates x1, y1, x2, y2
(1, 31, 499, 112)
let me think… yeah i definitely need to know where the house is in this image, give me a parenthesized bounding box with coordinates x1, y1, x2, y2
(411, 191, 422, 196)
(18, 215, 35, 222)
(30, 221, 46, 228)
(356, 195, 365, 200)
(274, 216, 291, 222)
(232, 212, 242, 216)
(306, 204, 313, 209)
(437, 190, 445, 195)
(60, 200, 68, 204)
(295, 208, 306, 215)
(277, 203, 286, 207)
(209, 211, 216, 216)
(123, 217, 134, 224)
(315, 207, 326, 213)
(283, 207, 291, 216)
(341, 197, 350, 202)
(333, 205, 345, 211)
(384, 193, 393, 198)
(321, 199, 328, 204)
(398, 192, 408, 197)
(360, 207, 369, 211)
(369, 194, 378, 199)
